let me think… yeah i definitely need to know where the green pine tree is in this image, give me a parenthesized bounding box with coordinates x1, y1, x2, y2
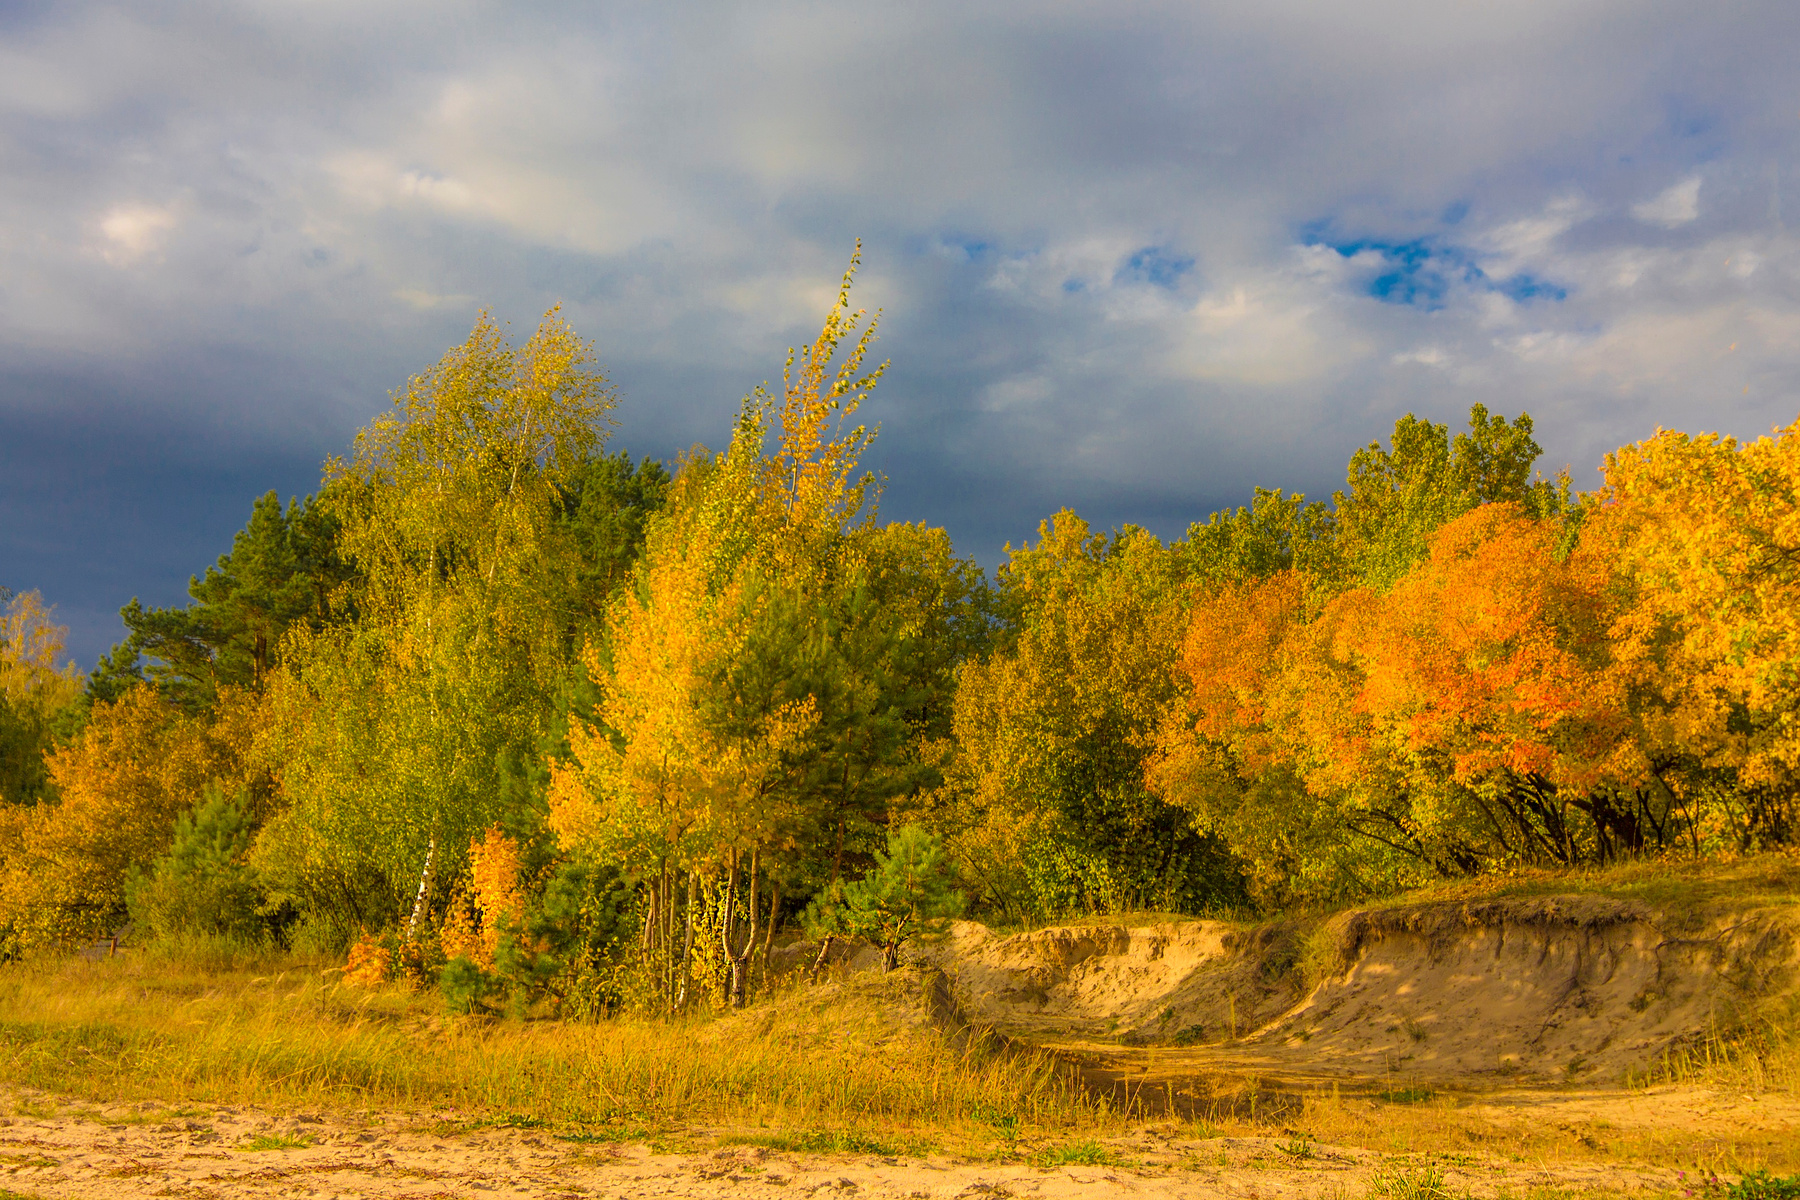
(803, 824, 964, 972)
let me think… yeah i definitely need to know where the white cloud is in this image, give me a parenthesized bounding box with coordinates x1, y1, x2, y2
(393, 288, 474, 310)
(96, 203, 178, 265)
(1632, 176, 1703, 227)
(1392, 346, 1449, 366)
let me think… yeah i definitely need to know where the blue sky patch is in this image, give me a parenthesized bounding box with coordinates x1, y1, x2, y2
(1312, 232, 1566, 309)
(1116, 246, 1195, 289)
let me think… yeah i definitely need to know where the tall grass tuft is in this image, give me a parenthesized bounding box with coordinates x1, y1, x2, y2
(1627, 1022, 1800, 1096)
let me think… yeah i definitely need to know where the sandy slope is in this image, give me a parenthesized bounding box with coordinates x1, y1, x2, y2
(0, 1087, 1749, 1200)
(927, 894, 1800, 1086)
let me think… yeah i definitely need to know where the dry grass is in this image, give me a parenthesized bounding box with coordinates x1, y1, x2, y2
(0, 949, 1117, 1149)
(1629, 1022, 1800, 1096)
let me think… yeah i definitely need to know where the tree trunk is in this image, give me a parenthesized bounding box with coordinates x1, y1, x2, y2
(675, 870, 696, 1014)
(808, 935, 835, 984)
(755, 876, 781, 997)
(882, 940, 899, 973)
(404, 838, 436, 944)
(723, 850, 759, 1008)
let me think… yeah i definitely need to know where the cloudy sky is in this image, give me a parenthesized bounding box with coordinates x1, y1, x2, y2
(4, 1, 1799, 665)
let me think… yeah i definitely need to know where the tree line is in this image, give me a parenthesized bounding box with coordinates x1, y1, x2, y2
(2, 254, 1796, 1013)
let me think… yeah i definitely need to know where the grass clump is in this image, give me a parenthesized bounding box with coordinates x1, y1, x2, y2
(1370, 1160, 1454, 1200)
(720, 1128, 931, 1156)
(239, 1133, 311, 1151)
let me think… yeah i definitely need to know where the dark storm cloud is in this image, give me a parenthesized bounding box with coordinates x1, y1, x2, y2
(4, 1, 1800, 663)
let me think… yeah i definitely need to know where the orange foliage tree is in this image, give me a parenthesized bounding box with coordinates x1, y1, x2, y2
(1152, 503, 1670, 903)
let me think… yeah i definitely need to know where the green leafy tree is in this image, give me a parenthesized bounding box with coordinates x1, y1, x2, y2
(561, 451, 672, 630)
(803, 823, 963, 971)
(1333, 404, 1567, 590)
(257, 308, 617, 939)
(936, 512, 1241, 919)
(1182, 486, 1338, 591)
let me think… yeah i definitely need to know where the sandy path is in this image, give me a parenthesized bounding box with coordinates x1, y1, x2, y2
(0, 1091, 1713, 1200)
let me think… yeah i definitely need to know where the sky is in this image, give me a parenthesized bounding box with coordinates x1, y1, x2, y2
(4, 1, 1800, 667)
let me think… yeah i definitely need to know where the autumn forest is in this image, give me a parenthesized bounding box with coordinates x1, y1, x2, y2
(2, 258, 1797, 1016)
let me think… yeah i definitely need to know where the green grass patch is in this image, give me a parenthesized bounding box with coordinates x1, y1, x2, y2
(719, 1127, 933, 1157)
(1035, 1140, 1116, 1168)
(1377, 1087, 1436, 1105)
(239, 1133, 312, 1151)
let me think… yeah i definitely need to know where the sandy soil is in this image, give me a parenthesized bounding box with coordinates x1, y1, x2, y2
(0, 1085, 1776, 1200)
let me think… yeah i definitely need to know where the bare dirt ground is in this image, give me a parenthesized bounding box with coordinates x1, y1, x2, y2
(0, 1084, 1769, 1200)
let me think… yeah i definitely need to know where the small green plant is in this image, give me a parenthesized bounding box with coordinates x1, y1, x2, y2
(1281, 1136, 1315, 1159)
(1171, 1024, 1207, 1046)
(1730, 1171, 1800, 1200)
(978, 1108, 1021, 1148)
(240, 1133, 311, 1151)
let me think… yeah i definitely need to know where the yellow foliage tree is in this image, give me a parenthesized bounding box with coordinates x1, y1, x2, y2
(0, 684, 253, 951)
(550, 249, 886, 1007)
(0, 589, 82, 808)
(1585, 416, 1800, 845)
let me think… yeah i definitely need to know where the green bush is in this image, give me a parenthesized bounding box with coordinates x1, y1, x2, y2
(126, 786, 274, 944)
(440, 954, 503, 1013)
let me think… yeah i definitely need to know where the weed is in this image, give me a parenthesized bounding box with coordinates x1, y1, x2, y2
(0, 1154, 55, 1168)
(1281, 1136, 1315, 1158)
(240, 1133, 312, 1151)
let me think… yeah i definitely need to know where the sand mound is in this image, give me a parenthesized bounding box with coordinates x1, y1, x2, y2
(927, 894, 1800, 1084)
